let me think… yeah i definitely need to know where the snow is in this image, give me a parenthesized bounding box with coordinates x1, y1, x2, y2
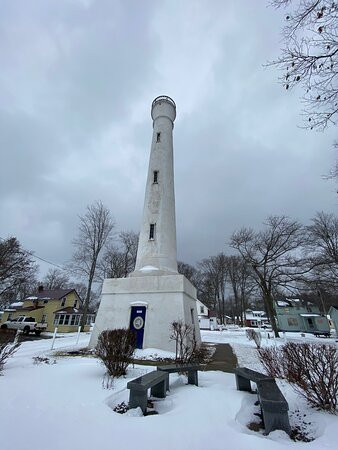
(26, 296, 38, 300)
(9, 301, 24, 307)
(0, 330, 336, 450)
(139, 265, 159, 271)
(134, 347, 175, 360)
(276, 301, 289, 307)
(300, 313, 320, 317)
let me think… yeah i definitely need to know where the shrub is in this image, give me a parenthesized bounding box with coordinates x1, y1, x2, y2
(170, 321, 210, 364)
(258, 342, 338, 413)
(0, 335, 21, 374)
(113, 401, 129, 414)
(95, 329, 136, 378)
(246, 328, 262, 349)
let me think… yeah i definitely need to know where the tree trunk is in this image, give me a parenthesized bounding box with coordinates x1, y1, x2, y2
(317, 288, 327, 316)
(263, 293, 279, 338)
(80, 270, 94, 331)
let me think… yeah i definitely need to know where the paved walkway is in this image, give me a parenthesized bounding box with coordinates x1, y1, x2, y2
(204, 343, 238, 373)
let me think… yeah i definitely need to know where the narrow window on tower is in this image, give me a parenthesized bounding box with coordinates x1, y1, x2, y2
(153, 170, 158, 183)
(156, 132, 161, 142)
(149, 223, 155, 240)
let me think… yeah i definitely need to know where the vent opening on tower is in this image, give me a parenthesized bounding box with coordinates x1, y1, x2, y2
(149, 223, 155, 240)
(153, 170, 158, 183)
(156, 132, 161, 142)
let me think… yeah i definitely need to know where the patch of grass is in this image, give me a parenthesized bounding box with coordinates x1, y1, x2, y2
(52, 347, 95, 358)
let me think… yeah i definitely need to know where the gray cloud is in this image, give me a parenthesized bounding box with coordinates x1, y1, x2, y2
(0, 0, 336, 276)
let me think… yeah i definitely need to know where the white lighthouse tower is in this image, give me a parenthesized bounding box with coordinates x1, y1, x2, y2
(90, 96, 201, 352)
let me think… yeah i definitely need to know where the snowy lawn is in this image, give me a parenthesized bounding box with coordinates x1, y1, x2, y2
(0, 331, 336, 450)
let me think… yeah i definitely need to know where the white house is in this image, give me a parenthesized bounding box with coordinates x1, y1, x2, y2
(196, 300, 219, 330)
(244, 309, 269, 328)
(196, 299, 208, 317)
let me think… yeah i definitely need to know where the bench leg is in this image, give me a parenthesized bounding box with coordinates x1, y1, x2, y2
(151, 378, 167, 398)
(187, 370, 198, 386)
(157, 369, 170, 391)
(261, 409, 291, 436)
(235, 374, 252, 392)
(129, 389, 148, 414)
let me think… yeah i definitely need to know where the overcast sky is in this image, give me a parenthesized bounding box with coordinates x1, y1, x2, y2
(1, 0, 337, 277)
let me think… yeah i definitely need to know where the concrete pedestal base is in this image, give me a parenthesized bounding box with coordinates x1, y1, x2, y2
(89, 273, 201, 352)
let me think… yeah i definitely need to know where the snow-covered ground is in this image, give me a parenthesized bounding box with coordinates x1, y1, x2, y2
(0, 331, 336, 450)
(201, 328, 338, 371)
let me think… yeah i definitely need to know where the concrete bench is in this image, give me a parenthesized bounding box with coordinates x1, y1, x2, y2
(257, 380, 291, 435)
(234, 367, 290, 436)
(234, 367, 274, 392)
(127, 371, 169, 414)
(157, 363, 202, 389)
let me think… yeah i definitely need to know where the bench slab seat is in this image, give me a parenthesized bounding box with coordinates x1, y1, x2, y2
(157, 363, 203, 388)
(234, 367, 291, 436)
(234, 367, 274, 392)
(127, 371, 169, 414)
(257, 380, 291, 435)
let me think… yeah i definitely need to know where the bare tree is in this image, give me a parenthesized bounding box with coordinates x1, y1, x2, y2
(307, 211, 338, 265)
(0, 237, 38, 306)
(99, 231, 138, 279)
(69, 282, 100, 313)
(302, 212, 338, 306)
(198, 254, 228, 323)
(226, 255, 256, 325)
(269, 0, 338, 130)
(118, 231, 139, 276)
(71, 201, 114, 330)
(42, 268, 70, 290)
(230, 216, 305, 337)
(177, 261, 202, 288)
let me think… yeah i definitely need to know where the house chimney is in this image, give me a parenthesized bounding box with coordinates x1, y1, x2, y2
(38, 285, 44, 292)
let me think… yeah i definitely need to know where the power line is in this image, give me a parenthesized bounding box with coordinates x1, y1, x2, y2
(0, 236, 67, 272)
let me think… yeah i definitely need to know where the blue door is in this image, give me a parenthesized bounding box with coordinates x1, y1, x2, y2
(130, 306, 146, 349)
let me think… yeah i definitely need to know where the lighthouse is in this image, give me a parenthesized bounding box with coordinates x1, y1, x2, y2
(133, 96, 177, 275)
(90, 96, 201, 351)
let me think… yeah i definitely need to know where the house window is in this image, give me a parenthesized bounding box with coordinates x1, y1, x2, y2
(64, 315, 70, 325)
(200, 306, 205, 314)
(70, 315, 76, 325)
(54, 314, 64, 325)
(149, 223, 155, 240)
(287, 317, 298, 326)
(153, 170, 158, 183)
(156, 132, 161, 142)
(191, 308, 195, 325)
(41, 314, 47, 323)
(73, 299, 77, 308)
(86, 315, 95, 325)
(61, 297, 66, 307)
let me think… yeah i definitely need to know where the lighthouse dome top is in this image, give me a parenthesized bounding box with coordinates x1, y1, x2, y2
(151, 95, 176, 123)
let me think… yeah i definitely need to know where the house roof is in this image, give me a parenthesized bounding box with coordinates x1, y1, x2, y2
(25, 289, 76, 301)
(53, 306, 84, 315)
(329, 305, 338, 310)
(11, 306, 45, 312)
